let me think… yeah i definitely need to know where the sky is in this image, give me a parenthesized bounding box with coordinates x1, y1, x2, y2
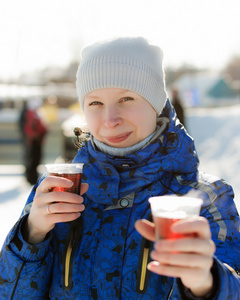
(1, 0, 240, 79)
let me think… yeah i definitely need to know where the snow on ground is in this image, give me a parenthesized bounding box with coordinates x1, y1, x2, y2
(186, 104, 240, 214)
(0, 166, 30, 247)
(1, 104, 240, 248)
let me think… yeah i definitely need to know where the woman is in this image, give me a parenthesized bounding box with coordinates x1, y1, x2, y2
(1, 37, 239, 299)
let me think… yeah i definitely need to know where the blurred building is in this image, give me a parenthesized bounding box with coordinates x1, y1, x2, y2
(0, 83, 77, 110)
(171, 72, 238, 107)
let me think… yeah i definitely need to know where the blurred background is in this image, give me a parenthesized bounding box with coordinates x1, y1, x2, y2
(1, 0, 240, 246)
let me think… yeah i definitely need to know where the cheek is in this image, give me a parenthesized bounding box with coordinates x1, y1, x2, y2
(141, 123, 156, 138)
(84, 113, 99, 135)
(131, 110, 156, 135)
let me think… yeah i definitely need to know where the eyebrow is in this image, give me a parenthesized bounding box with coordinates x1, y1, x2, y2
(85, 95, 99, 99)
(84, 90, 142, 104)
(85, 90, 136, 98)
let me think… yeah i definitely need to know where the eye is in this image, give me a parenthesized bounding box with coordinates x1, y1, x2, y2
(120, 96, 134, 102)
(88, 101, 102, 106)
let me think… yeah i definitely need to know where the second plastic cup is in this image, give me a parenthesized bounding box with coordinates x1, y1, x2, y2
(149, 196, 203, 240)
(45, 163, 84, 194)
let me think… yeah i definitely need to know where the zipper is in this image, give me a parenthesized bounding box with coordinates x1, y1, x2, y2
(167, 284, 173, 299)
(10, 262, 26, 300)
(136, 212, 153, 294)
(64, 236, 73, 289)
(139, 246, 150, 291)
(63, 217, 82, 290)
(136, 237, 153, 293)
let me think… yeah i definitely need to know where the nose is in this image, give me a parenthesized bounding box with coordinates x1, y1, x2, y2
(104, 106, 122, 128)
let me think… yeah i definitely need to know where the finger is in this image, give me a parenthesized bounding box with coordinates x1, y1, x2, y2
(171, 217, 211, 239)
(154, 238, 216, 256)
(151, 250, 214, 269)
(42, 190, 85, 205)
(135, 219, 155, 241)
(80, 182, 89, 195)
(147, 261, 208, 280)
(37, 176, 73, 193)
(49, 212, 81, 224)
(48, 202, 85, 214)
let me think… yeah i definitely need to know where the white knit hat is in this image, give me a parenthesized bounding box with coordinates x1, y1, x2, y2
(76, 37, 167, 115)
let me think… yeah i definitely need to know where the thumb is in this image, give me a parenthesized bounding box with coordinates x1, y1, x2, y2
(135, 219, 156, 241)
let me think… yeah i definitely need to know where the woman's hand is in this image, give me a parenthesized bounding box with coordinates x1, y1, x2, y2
(25, 176, 88, 244)
(135, 216, 216, 297)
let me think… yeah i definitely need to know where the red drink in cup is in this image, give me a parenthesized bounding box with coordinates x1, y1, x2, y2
(153, 211, 187, 240)
(49, 172, 82, 194)
(45, 163, 84, 195)
(149, 196, 202, 241)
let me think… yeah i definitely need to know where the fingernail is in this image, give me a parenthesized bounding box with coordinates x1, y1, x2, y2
(147, 261, 159, 270)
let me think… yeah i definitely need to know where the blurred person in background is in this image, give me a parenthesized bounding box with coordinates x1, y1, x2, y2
(18, 99, 28, 143)
(171, 88, 185, 127)
(18, 98, 48, 185)
(1, 37, 240, 299)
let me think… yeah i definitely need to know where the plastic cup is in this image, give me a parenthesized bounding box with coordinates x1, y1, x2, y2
(45, 163, 84, 194)
(149, 196, 203, 240)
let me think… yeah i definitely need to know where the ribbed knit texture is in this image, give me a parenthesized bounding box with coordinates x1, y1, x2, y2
(76, 37, 167, 115)
(93, 131, 155, 157)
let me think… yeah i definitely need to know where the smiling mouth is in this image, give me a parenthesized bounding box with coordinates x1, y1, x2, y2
(105, 132, 132, 143)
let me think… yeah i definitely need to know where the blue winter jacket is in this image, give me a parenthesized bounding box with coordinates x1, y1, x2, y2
(0, 100, 240, 299)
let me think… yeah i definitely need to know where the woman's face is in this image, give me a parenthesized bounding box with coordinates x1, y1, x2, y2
(83, 88, 157, 148)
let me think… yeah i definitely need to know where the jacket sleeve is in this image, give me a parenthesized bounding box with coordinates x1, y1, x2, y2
(179, 171, 240, 299)
(172, 257, 240, 299)
(204, 176, 240, 298)
(198, 173, 240, 273)
(0, 181, 53, 299)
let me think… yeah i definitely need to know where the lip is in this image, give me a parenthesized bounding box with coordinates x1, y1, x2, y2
(104, 132, 132, 144)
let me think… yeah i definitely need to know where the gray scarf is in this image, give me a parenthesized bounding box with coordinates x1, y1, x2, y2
(91, 117, 169, 157)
